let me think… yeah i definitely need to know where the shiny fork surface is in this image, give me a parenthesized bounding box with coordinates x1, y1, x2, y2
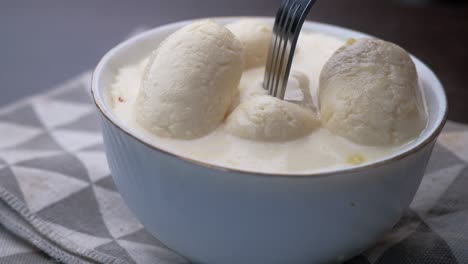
(264, 0, 316, 99)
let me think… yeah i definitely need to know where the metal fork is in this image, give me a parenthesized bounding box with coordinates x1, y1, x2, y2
(264, 0, 316, 99)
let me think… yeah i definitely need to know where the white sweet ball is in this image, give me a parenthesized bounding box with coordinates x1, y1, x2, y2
(227, 19, 272, 69)
(225, 95, 320, 141)
(134, 20, 244, 139)
(319, 38, 427, 146)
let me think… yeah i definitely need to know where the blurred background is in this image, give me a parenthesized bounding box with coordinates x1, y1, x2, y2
(1, 0, 467, 121)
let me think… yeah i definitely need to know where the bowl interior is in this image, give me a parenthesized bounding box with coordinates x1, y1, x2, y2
(92, 17, 448, 176)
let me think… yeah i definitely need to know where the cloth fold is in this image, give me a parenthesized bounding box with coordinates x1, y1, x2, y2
(0, 71, 467, 263)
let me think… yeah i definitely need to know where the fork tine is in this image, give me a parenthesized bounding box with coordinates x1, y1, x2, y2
(266, 0, 293, 95)
(264, 0, 317, 99)
(270, 1, 298, 97)
(278, 0, 316, 99)
(272, 2, 301, 98)
(264, 0, 291, 93)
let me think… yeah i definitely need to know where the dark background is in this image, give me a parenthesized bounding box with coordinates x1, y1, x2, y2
(1, 0, 467, 121)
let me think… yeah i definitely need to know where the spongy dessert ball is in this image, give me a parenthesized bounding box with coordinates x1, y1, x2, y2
(226, 19, 272, 69)
(225, 96, 320, 141)
(134, 20, 244, 139)
(319, 38, 426, 146)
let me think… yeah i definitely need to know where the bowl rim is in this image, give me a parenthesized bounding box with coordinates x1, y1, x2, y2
(91, 16, 448, 178)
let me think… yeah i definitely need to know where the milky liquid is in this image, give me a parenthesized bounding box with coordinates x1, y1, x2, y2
(109, 32, 404, 174)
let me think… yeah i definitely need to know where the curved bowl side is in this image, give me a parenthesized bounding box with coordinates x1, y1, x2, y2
(101, 112, 435, 264)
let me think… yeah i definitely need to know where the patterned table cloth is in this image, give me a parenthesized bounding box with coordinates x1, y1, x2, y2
(0, 71, 467, 263)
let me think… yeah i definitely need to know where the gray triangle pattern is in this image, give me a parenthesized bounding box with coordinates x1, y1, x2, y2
(44, 221, 112, 250)
(374, 218, 458, 264)
(95, 241, 136, 264)
(429, 166, 468, 215)
(425, 143, 465, 174)
(0, 225, 34, 258)
(56, 112, 101, 133)
(443, 121, 468, 133)
(51, 129, 102, 152)
(37, 186, 112, 238)
(117, 239, 188, 264)
(365, 211, 422, 263)
(0, 105, 44, 128)
(119, 228, 169, 250)
(52, 86, 91, 105)
(0, 122, 42, 150)
(11, 132, 63, 151)
(75, 151, 110, 183)
(0, 252, 56, 264)
(16, 153, 90, 182)
(0, 167, 25, 202)
(437, 130, 468, 163)
(425, 210, 468, 264)
(92, 186, 143, 239)
(411, 164, 465, 214)
(422, 167, 468, 263)
(33, 99, 93, 130)
(12, 165, 88, 212)
(79, 143, 105, 152)
(94, 176, 117, 192)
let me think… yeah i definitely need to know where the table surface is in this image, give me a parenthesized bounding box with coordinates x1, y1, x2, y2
(2, 0, 467, 122)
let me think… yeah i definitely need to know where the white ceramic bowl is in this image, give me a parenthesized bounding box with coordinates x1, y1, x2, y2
(91, 17, 447, 264)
